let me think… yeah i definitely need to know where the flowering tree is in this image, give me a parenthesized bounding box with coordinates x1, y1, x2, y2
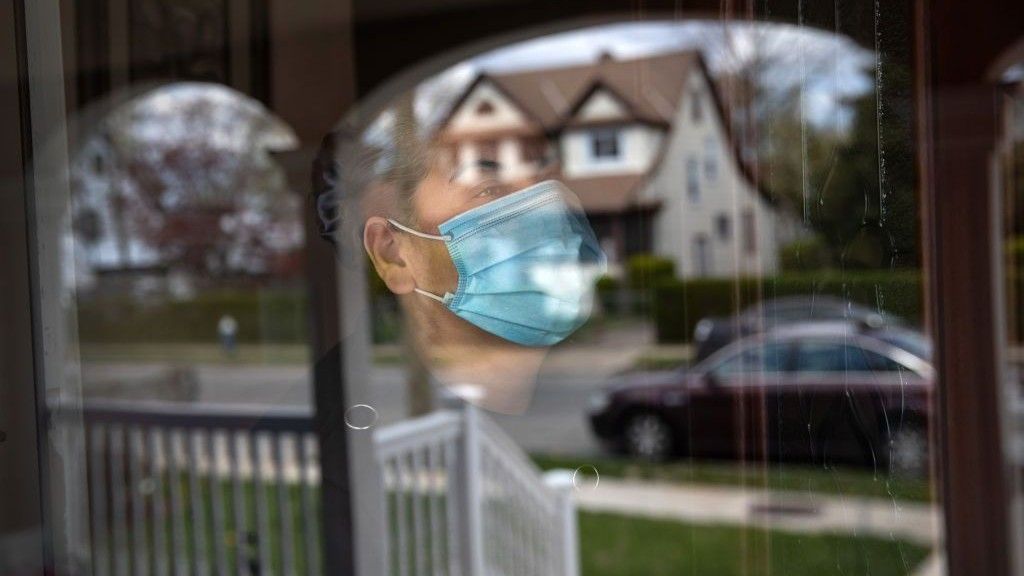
(71, 83, 303, 278)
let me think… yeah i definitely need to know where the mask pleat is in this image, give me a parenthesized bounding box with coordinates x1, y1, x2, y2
(427, 180, 607, 347)
(457, 240, 583, 277)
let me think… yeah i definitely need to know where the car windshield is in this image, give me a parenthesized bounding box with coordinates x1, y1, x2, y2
(873, 330, 932, 360)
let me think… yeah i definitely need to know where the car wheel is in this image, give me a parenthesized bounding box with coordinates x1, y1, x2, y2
(624, 413, 673, 461)
(886, 425, 929, 478)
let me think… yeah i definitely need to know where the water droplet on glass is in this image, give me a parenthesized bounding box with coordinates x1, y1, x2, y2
(572, 465, 600, 491)
(344, 404, 379, 430)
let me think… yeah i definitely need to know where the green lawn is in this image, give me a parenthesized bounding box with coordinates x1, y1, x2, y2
(580, 511, 930, 576)
(126, 474, 928, 575)
(532, 454, 934, 503)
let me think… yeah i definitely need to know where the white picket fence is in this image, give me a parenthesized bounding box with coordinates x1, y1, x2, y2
(375, 404, 579, 576)
(54, 400, 579, 576)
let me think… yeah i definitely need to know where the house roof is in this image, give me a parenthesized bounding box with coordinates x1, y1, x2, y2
(558, 173, 651, 213)
(435, 50, 782, 213)
(479, 51, 701, 131)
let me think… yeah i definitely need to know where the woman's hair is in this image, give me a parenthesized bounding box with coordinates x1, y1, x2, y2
(311, 112, 443, 263)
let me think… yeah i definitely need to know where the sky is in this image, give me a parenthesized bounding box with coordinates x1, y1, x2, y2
(408, 20, 874, 133)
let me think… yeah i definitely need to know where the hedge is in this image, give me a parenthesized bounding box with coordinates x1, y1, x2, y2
(626, 254, 676, 289)
(653, 270, 923, 343)
(779, 236, 833, 272)
(78, 288, 310, 344)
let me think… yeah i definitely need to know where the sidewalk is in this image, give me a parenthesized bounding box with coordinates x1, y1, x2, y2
(575, 477, 944, 574)
(541, 320, 691, 379)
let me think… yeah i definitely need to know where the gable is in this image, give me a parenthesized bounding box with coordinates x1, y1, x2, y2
(575, 88, 630, 122)
(637, 65, 778, 212)
(443, 79, 535, 136)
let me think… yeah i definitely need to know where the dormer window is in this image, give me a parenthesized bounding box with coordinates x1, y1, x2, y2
(475, 100, 495, 115)
(590, 128, 620, 159)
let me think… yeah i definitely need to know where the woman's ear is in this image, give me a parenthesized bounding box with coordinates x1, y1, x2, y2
(363, 216, 415, 294)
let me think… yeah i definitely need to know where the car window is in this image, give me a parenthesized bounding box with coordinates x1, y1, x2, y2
(796, 342, 910, 373)
(711, 342, 789, 376)
(796, 342, 846, 371)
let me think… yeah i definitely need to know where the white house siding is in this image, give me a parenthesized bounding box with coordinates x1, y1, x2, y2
(561, 124, 663, 178)
(576, 89, 629, 121)
(640, 70, 782, 279)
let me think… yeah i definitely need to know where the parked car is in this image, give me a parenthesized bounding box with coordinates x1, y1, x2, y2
(692, 296, 896, 362)
(589, 322, 933, 475)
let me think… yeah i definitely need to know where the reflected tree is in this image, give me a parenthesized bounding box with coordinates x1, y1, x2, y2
(71, 83, 302, 280)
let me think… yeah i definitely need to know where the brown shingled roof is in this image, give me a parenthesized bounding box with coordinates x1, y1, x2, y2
(560, 173, 652, 214)
(434, 49, 779, 213)
(483, 51, 700, 131)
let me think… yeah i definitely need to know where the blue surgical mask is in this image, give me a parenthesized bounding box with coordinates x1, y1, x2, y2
(387, 180, 607, 347)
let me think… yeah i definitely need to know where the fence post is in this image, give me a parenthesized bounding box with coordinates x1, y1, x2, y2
(457, 403, 485, 576)
(544, 470, 580, 576)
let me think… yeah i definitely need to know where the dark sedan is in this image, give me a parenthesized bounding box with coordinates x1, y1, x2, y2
(692, 296, 894, 362)
(589, 323, 933, 475)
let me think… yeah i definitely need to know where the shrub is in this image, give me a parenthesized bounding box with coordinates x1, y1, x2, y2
(653, 270, 923, 343)
(594, 274, 622, 314)
(626, 254, 676, 289)
(624, 254, 677, 315)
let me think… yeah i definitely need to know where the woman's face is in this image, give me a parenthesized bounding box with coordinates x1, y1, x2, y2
(364, 155, 550, 413)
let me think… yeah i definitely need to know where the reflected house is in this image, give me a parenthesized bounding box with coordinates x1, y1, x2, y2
(69, 83, 303, 298)
(435, 50, 800, 278)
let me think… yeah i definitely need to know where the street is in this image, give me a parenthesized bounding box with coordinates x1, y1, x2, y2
(80, 359, 619, 457)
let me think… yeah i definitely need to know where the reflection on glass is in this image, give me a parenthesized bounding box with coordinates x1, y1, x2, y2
(320, 16, 939, 576)
(6, 4, 952, 575)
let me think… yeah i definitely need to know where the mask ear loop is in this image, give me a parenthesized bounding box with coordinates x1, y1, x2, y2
(413, 287, 447, 303)
(386, 218, 453, 304)
(386, 218, 451, 241)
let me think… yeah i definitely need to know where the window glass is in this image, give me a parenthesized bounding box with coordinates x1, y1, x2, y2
(591, 128, 620, 158)
(796, 342, 847, 372)
(687, 156, 700, 202)
(7, 2, 987, 575)
(704, 136, 718, 179)
(796, 342, 907, 373)
(742, 208, 756, 253)
(715, 213, 731, 240)
(712, 342, 789, 376)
